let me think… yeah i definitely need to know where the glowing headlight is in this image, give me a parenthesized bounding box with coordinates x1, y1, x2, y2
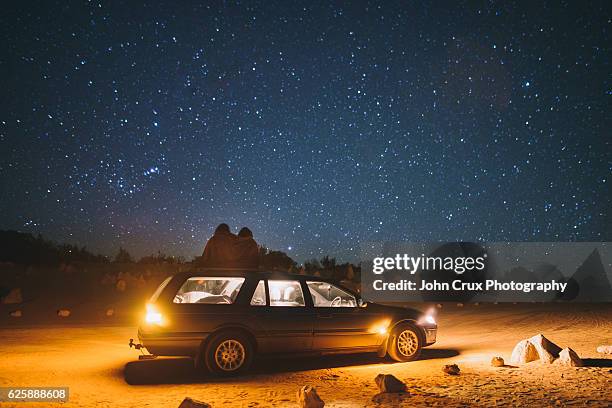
(145, 304, 163, 325)
(423, 314, 436, 325)
(418, 308, 436, 326)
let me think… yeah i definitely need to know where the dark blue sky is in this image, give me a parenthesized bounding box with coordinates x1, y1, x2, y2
(0, 1, 610, 262)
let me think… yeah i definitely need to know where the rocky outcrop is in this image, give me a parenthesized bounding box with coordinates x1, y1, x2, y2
(297, 385, 324, 408)
(442, 364, 460, 375)
(511, 334, 584, 366)
(529, 334, 562, 364)
(596, 345, 612, 355)
(556, 348, 583, 367)
(510, 339, 539, 365)
(491, 356, 505, 367)
(374, 374, 406, 393)
(177, 397, 212, 408)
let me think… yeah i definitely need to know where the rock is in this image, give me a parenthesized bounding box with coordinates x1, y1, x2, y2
(435, 303, 443, 309)
(529, 334, 562, 364)
(177, 397, 212, 408)
(116, 279, 127, 292)
(105, 308, 114, 317)
(442, 364, 460, 375)
(456, 303, 464, 307)
(596, 345, 612, 355)
(510, 339, 539, 365)
(374, 374, 406, 393)
(9, 310, 22, 317)
(556, 348, 583, 367)
(2, 288, 22, 304)
(57, 309, 71, 318)
(491, 356, 505, 367)
(297, 385, 325, 408)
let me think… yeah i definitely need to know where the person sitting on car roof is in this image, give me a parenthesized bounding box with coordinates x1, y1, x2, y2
(233, 227, 260, 270)
(200, 223, 238, 267)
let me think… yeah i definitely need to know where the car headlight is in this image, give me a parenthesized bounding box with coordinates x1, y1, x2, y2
(422, 314, 436, 325)
(417, 308, 436, 325)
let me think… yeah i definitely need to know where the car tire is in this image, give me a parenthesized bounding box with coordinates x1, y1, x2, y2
(203, 330, 253, 376)
(387, 323, 422, 362)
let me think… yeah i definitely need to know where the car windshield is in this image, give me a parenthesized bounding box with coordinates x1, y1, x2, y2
(306, 281, 356, 307)
(173, 277, 245, 304)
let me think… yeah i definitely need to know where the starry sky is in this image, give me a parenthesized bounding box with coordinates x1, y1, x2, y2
(0, 1, 610, 262)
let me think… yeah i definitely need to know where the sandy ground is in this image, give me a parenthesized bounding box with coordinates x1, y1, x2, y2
(0, 303, 611, 407)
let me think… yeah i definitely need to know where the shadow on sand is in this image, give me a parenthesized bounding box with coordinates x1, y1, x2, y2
(124, 348, 460, 385)
(582, 358, 612, 368)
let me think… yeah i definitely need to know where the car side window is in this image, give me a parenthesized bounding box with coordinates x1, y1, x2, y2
(173, 277, 245, 304)
(250, 280, 266, 306)
(306, 281, 357, 307)
(268, 280, 305, 307)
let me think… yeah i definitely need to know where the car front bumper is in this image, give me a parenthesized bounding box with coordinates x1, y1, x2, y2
(423, 326, 437, 345)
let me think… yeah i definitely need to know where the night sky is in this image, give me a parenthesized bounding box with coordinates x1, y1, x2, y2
(0, 1, 610, 262)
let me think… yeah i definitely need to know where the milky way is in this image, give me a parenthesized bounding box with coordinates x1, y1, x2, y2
(0, 1, 610, 261)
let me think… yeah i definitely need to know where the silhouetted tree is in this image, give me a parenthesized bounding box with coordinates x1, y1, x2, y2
(346, 264, 355, 281)
(304, 259, 322, 274)
(0, 230, 108, 265)
(114, 247, 133, 263)
(258, 247, 297, 271)
(138, 251, 183, 264)
(321, 255, 336, 270)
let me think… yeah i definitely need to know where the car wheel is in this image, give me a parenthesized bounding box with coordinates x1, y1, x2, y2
(387, 323, 422, 362)
(204, 330, 253, 376)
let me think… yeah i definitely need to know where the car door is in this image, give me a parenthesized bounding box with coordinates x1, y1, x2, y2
(306, 281, 384, 351)
(250, 279, 314, 353)
(159, 276, 249, 354)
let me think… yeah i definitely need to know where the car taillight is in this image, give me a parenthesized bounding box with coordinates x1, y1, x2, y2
(145, 303, 163, 325)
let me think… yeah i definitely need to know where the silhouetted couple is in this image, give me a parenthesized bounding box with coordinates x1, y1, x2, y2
(200, 223, 259, 269)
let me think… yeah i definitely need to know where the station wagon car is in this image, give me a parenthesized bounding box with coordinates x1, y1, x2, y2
(135, 269, 437, 375)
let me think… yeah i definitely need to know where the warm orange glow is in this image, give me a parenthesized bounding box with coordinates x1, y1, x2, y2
(369, 318, 391, 335)
(418, 308, 437, 325)
(145, 303, 163, 325)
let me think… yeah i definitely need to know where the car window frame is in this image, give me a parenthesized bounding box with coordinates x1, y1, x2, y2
(172, 276, 247, 305)
(305, 280, 358, 309)
(249, 279, 268, 306)
(264, 278, 310, 308)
